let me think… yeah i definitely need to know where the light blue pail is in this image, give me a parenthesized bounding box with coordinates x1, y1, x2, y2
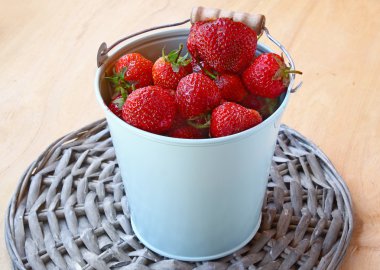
(95, 26, 299, 261)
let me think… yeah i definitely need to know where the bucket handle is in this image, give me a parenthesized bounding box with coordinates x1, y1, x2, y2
(262, 27, 303, 93)
(97, 8, 302, 93)
(97, 19, 190, 68)
(191, 6, 266, 36)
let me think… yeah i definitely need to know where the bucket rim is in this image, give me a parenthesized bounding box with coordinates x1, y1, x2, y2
(94, 28, 294, 146)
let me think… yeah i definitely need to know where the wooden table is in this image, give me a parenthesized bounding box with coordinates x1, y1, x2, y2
(1, 0, 379, 268)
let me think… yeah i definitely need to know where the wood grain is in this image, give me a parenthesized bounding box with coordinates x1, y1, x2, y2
(1, 0, 379, 269)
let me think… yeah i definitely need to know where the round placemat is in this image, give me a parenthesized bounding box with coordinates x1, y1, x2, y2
(5, 119, 353, 270)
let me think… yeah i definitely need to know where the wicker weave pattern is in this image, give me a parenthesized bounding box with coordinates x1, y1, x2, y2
(5, 119, 353, 270)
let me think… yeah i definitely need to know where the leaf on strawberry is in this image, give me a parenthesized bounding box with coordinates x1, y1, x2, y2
(105, 67, 135, 100)
(162, 44, 191, 73)
(171, 64, 180, 73)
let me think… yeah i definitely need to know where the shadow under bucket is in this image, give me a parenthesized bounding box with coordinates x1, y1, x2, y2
(94, 28, 297, 261)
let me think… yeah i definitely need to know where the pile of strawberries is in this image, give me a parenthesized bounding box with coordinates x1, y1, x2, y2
(107, 18, 301, 139)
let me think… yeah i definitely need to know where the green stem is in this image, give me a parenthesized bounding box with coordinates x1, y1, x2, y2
(119, 88, 127, 101)
(174, 44, 184, 63)
(162, 47, 166, 59)
(204, 69, 217, 80)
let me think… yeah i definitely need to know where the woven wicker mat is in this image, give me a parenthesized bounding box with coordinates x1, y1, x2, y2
(5, 119, 353, 270)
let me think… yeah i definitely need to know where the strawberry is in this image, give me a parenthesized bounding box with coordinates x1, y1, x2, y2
(171, 113, 188, 129)
(210, 102, 262, 138)
(187, 18, 257, 73)
(114, 53, 153, 90)
(108, 94, 124, 118)
(240, 93, 265, 111)
(213, 74, 248, 102)
(185, 60, 193, 74)
(240, 94, 279, 119)
(176, 73, 221, 119)
(122, 86, 176, 134)
(152, 44, 191, 90)
(167, 114, 208, 139)
(187, 21, 205, 60)
(242, 53, 302, 98)
(192, 61, 247, 103)
(168, 125, 205, 139)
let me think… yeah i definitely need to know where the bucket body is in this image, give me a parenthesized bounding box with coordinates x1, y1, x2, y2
(95, 29, 292, 261)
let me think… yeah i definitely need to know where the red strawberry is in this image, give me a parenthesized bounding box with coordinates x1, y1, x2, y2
(240, 94, 279, 119)
(108, 94, 124, 118)
(214, 74, 248, 102)
(185, 60, 193, 74)
(192, 62, 247, 103)
(210, 102, 262, 138)
(152, 44, 191, 90)
(114, 53, 153, 89)
(242, 53, 302, 98)
(176, 73, 221, 119)
(240, 93, 265, 111)
(168, 125, 205, 139)
(171, 113, 188, 129)
(187, 21, 206, 60)
(168, 113, 209, 139)
(122, 86, 176, 134)
(187, 18, 257, 73)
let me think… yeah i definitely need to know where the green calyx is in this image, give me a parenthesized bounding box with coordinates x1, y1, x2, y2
(187, 113, 211, 129)
(162, 43, 191, 73)
(272, 55, 303, 87)
(105, 67, 135, 101)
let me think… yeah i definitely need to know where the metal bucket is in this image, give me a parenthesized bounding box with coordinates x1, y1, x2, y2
(94, 24, 299, 261)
